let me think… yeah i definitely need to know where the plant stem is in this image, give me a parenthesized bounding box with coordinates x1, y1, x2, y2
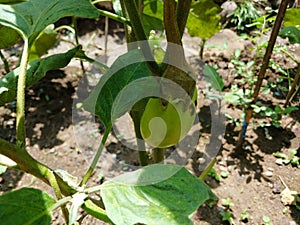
(285, 63, 300, 106)
(0, 138, 75, 196)
(97, 8, 131, 25)
(0, 49, 10, 73)
(176, 0, 192, 38)
(130, 104, 149, 166)
(16, 39, 29, 149)
(236, 0, 290, 150)
(153, 148, 164, 163)
(80, 129, 110, 186)
(199, 158, 217, 181)
(82, 199, 113, 224)
(47, 171, 69, 223)
(123, 0, 160, 75)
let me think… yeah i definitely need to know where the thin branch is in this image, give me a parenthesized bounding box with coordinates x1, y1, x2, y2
(236, 0, 291, 150)
(80, 128, 110, 186)
(97, 8, 131, 25)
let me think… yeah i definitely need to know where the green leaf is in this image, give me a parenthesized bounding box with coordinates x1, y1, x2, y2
(0, 0, 99, 44)
(186, 0, 221, 39)
(0, 24, 21, 49)
(101, 164, 216, 225)
(83, 49, 155, 129)
(143, 0, 164, 36)
(0, 46, 80, 106)
(282, 106, 298, 114)
(0, 0, 27, 4)
(0, 188, 55, 225)
(29, 24, 57, 61)
(284, 8, 300, 29)
(279, 26, 300, 44)
(203, 64, 224, 91)
(112, 0, 122, 16)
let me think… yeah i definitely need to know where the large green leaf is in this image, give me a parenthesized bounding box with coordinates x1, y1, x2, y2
(0, 0, 99, 44)
(83, 49, 155, 129)
(0, 46, 80, 106)
(0, 188, 55, 225)
(204, 64, 224, 91)
(101, 164, 216, 225)
(284, 8, 300, 29)
(0, 24, 21, 49)
(186, 0, 221, 39)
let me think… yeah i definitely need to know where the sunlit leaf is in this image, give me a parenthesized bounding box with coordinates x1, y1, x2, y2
(102, 164, 216, 225)
(186, 0, 221, 39)
(0, 0, 99, 45)
(204, 64, 224, 91)
(284, 8, 300, 29)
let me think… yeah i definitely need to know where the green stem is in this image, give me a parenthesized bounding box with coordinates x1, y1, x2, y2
(0, 49, 10, 73)
(123, 0, 160, 75)
(130, 104, 149, 166)
(199, 158, 217, 181)
(153, 148, 164, 163)
(97, 8, 131, 25)
(47, 171, 69, 223)
(285, 63, 300, 106)
(80, 129, 110, 186)
(16, 39, 29, 149)
(82, 199, 113, 224)
(0, 138, 75, 196)
(72, 17, 86, 74)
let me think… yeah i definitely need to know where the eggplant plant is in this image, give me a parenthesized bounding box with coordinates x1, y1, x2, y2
(0, 0, 223, 224)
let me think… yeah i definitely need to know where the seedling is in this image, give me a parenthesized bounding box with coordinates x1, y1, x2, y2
(273, 149, 299, 166)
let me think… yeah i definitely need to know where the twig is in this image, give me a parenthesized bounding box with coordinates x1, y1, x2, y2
(236, 0, 291, 150)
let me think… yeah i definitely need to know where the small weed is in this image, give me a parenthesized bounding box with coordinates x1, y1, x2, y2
(208, 168, 220, 182)
(240, 210, 250, 222)
(221, 210, 235, 225)
(273, 149, 299, 166)
(262, 216, 273, 225)
(222, 198, 235, 208)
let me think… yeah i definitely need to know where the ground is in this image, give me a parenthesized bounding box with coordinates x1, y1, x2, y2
(0, 16, 300, 225)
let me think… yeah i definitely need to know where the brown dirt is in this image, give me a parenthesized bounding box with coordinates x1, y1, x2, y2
(0, 18, 300, 225)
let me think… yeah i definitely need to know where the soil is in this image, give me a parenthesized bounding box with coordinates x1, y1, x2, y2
(0, 16, 300, 225)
